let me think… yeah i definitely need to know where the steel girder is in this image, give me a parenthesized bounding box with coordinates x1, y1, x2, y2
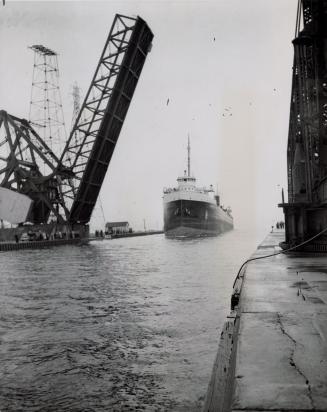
(58, 14, 153, 224)
(0, 110, 70, 223)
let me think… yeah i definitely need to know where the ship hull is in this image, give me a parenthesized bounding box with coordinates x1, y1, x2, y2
(164, 199, 233, 237)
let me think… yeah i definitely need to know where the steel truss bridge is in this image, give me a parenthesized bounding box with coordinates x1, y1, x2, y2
(0, 14, 153, 226)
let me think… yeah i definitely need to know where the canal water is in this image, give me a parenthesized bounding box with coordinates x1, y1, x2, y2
(0, 228, 264, 411)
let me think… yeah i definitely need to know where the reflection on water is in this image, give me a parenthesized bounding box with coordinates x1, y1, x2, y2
(0, 229, 263, 411)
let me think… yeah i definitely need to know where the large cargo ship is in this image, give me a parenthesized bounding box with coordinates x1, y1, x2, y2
(163, 140, 233, 237)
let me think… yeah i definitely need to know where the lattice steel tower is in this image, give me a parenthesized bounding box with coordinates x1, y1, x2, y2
(71, 82, 81, 129)
(29, 45, 66, 159)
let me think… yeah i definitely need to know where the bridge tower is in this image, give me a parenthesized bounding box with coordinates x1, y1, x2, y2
(280, 0, 327, 251)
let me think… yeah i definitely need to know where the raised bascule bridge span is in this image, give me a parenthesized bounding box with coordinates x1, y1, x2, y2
(0, 14, 153, 246)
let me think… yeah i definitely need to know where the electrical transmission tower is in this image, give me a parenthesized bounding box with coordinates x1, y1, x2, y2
(70, 82, 83, 153)
(71, 82, 81, 130)
(29, 45, 67, 159)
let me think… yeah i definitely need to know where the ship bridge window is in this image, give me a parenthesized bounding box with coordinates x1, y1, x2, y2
(183, 207, 198, 218)
(184, 208, 191, 216)
(174, 207, 181, 216)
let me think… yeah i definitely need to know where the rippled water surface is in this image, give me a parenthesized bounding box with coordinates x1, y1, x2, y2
(0, 229, 264, 411)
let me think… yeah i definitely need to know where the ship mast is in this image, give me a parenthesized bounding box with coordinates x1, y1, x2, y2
(187, 135, 191, 177)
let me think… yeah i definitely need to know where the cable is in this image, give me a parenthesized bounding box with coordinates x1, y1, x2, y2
(232, 226, 327, 289)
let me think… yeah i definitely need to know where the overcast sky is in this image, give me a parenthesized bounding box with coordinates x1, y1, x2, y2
(0, 0, 298, 231)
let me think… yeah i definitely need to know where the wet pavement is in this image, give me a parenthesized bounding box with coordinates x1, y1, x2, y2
(232, 231, 327, 411)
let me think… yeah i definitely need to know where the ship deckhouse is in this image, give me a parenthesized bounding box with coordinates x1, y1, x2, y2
(177, 173, 196, 190)
(163, 138, 216, 204)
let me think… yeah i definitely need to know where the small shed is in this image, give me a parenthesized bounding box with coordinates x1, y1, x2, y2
(105, 221, 129, 235)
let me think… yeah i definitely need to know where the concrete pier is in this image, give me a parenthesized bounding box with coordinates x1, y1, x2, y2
(204, 231, 327, 412)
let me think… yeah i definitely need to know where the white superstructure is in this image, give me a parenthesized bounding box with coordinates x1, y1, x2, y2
(163, 174, 217, 204)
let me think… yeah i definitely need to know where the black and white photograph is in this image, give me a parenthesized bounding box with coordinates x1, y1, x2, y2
(0, 0, 326, 411)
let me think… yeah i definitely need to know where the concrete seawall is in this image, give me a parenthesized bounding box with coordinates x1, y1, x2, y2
(203, 231, 327, 412)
